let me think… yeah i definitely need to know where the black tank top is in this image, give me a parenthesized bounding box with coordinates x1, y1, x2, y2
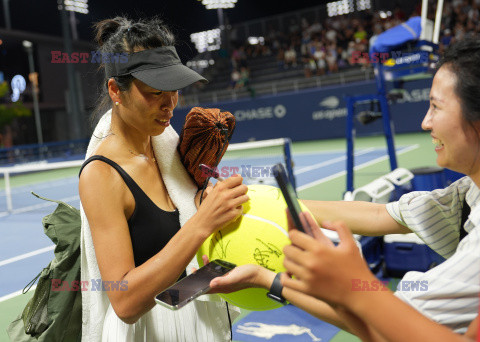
(79, 155, 186, 276)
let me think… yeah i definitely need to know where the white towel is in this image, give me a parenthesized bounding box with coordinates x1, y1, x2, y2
(80, 110, 238, 341)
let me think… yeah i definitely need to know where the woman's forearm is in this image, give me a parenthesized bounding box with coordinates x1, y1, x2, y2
(109, 218, 210, 323)
(301, 200, 410, 236)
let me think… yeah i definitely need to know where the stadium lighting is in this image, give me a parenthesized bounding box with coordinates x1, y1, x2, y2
(248, 36, 265, 45)
(327, 0, 354, 17)
(61, 0, 87, 40)
(22, 40, 32, 49)
(199, 0, 237, 9)
(356, 0, 371, 11)
(64, 0, 88, 14)
(197, 0, 237, 53)
(190, 28, 221, 53)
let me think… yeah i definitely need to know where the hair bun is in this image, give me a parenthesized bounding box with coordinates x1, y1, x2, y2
(94, 17, 130, 46)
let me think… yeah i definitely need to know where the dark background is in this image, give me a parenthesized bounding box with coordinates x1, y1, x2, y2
(1, 1, 336, 59)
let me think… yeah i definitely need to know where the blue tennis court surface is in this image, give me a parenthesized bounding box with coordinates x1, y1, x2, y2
(233, 304, 339, 341)
(0, 145, 416, 301)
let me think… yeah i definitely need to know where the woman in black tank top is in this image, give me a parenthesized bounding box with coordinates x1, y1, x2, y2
(79, 17, 248, 341)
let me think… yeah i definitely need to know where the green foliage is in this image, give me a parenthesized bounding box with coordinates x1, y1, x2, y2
(0, 81, 8, 98)
(0, 82, 32, 130)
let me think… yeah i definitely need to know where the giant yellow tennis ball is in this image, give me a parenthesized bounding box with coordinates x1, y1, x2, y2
(197, 184, 311, 311)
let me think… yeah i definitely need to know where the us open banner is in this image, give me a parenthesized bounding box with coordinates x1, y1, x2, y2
(173, 79, 431, 143)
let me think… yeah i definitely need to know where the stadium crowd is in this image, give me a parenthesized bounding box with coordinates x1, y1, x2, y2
(227, 0, 480, 86)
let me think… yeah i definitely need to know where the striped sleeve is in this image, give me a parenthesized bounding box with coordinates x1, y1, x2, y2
(394, 213, 480, 333)
(387, 176, 480, 332)
(385, 177, 472, 258)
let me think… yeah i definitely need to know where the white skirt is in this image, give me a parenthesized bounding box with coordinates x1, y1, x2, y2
(101, 298, 239, 342)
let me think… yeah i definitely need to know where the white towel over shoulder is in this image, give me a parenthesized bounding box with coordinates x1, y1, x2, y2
(80, 110, 239, 342)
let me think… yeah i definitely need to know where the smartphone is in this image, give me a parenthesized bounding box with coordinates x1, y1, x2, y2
(155, 259, 236, 310)
(272, 163, 313, 236)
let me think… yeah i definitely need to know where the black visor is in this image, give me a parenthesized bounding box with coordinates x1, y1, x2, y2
(105, 46, 208, 91)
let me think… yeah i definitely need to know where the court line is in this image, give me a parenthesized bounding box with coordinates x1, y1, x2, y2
(297, 144, 419, 192)
(0, 246, 54, 267)
(0, 285, 36, 303)
(0, 195, 80, 218)
(293, 147, 375, 156)
(295, 147, 375, 174)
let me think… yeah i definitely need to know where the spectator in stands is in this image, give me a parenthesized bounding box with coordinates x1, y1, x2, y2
(302, 51, 317, 78)
(276, 46, 286, 70)
(336, 46, 350, 69)
(231, 47, 240, 70)
(353, 25, 368, 43)
(325, 24, 337, 43)
(311, 39, 326, 75)
(325, 45, 338, 73)
(231, 45, 248, 70)
(442, 28, 453, 46)
(300, 30, 312, 54)
(230, 68, 240, 89)
(284, 44, 298, 68)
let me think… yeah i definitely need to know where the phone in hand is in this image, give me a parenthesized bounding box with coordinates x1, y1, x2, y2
(155, 259, 236, 310)
(272, 163, 313, 236)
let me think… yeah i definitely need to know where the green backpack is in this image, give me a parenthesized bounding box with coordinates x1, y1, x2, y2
(7, 193, 82, 342)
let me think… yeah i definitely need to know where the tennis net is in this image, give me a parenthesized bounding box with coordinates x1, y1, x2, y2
(0, 160, 83, 215)
(0, 138, 296, 215)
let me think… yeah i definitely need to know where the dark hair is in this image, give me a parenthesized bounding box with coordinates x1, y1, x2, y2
(91, 16, 175, 127)
(437, 37, 480, 122)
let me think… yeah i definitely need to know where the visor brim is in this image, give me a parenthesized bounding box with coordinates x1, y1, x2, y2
(132, 64, 208, 91)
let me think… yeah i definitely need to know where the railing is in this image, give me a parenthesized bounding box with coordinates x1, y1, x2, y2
(0, 139, 89, 165)
(179, 67, 375, 107)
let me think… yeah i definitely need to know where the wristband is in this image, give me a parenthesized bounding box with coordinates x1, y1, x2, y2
(266, 272, 286, 304)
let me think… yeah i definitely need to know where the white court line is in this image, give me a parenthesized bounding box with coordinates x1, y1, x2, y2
(297, 144, 419, 192)
(293, 147, 374, 156)
(0, 245, 54, 267)
(0, 195, 80, 218)
(0, 285, 37, 303)
(295, 148, 375, 175)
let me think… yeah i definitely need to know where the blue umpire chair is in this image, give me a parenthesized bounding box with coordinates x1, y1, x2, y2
(345, 16, 439, 193)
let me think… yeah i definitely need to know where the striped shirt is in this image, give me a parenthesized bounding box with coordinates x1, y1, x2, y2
(386, 176, 480, 333)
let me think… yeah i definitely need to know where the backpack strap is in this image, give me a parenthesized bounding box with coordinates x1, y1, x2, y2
(459, 198, 470, 242)
(31, 192, 77, 210)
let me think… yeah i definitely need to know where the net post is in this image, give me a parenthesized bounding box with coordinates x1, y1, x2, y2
(283, 138, 297, 194)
